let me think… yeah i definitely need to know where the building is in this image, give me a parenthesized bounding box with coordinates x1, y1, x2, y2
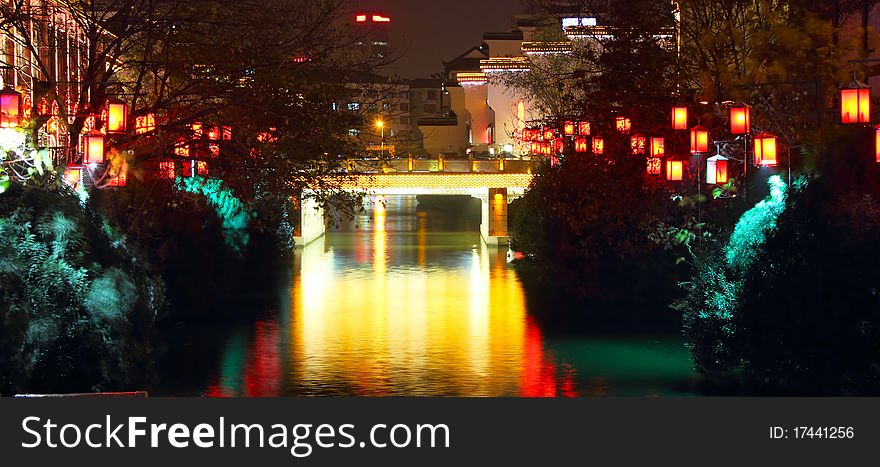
(0, 0, 90, 160)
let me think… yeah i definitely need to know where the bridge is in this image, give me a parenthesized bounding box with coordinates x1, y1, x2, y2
(294, 157, 536, 247)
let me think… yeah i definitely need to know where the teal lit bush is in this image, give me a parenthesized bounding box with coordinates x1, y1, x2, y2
(682, 151, 880, 394)
(0, 185, 165, 394)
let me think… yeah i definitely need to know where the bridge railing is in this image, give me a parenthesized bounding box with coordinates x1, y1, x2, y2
(342, 157, 536, 174)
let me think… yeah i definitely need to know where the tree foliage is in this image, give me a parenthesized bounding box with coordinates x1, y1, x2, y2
(0, 185, 164, 394)
(681, 138, 880, 395)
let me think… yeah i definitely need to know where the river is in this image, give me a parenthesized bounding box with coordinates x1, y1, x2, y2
(155, 195, 697, 396)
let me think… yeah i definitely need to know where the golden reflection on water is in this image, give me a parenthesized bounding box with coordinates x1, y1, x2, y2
(200, 195, 696, 397)
(289, 196, 538, 396)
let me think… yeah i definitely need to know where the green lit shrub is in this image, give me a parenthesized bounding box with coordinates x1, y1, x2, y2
(0, 185, 165, 394)
(682, 141, 880, 394)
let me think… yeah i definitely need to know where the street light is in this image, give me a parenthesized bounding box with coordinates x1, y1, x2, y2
(376, 119, 385, 151)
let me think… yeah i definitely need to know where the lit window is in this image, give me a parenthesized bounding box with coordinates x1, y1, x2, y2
(348, 102, 360, 111)
(348, 129, 360, 136)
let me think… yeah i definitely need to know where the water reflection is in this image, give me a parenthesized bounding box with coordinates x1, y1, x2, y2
(201, 195, 695, 396)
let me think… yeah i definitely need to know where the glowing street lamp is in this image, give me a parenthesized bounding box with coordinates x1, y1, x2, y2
(729, 104, 750, 135)
(376, 119, 385, 151)
(631, 134, 646, 155)
(875, 125, 880, 163)
(0, 88, 22, 128)
(650, 136, 665, 157)
(690, 125, 709, 154)
(666, 159, 684, 181)
(106, 98, 128, 134)
(577, 121, 591, 136)
(83, 130, 105, 164)
(706, 155, 729, 185)
(671, 106, 688, 130)
(753, 132, 778, 166)
(840, 83, 871, 124)
(592, 136, 604, 154)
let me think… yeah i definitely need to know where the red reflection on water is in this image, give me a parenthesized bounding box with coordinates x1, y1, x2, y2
(522, 316, 572, 397)
(205, 318, 282, 397)
(243, 319, 282, 397)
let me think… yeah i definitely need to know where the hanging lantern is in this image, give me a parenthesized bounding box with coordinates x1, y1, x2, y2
(650, 136, 665, 157)
(672, 106, 688, 130)
(706, 155, 729, 185)
(592, 136, 604, 154)
(647, 157, 661, 175)
(63, 165, 82, 187)
(666, 159, 684, 181)
(875, 125, 880, 163)
(106, 98, 128, 134)
(575, 136, 588, 153)
(135, 113, 156, 134)
(631, 134, 646, 155)
(578, 121, 591, 136)
(543, 126, 554, 141)
(729, 104, 750, 135)
(106, 168, 128, 187)
(554, 137, 564, 153)
(0, 88, 22, 128)
(840, 83, 871, 124)
(690, 125, 709, 154)
(158, 160, 176, 179)
(83, 130, 105, 164)
(563, 120, 575, 136)
(754, 132, 778, 166)
(615, 116, 631, 133)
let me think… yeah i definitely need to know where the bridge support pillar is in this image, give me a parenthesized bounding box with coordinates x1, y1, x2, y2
(293, 195, 325, 247)
(480, 188, 508, 246)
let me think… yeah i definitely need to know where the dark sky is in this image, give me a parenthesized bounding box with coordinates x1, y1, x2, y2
(348, 0, 527, 78)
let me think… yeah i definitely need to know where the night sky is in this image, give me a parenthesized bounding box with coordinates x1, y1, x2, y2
(348, 0, 527, 78)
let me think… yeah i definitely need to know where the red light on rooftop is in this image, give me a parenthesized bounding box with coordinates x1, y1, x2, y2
(356, 14, 367, 22)
(372, 14, 391, 23)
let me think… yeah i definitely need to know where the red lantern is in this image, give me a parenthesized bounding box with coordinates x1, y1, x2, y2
(106, 98, 128, 134)
(730, 105, 750, 135)
(592, 137, 604, 154)
(666, 159, 684, 181)
(135, 113, 156, 134)
(106, 169, 128, 187)
(615, 116, 631, 133)
(672, 106, 688, 130)
(158, 160, 176, 179)
(0, 88, 22, 128)
(563, 120, 575, 136)
(706, 155, 729, 184)
(647, 157, 661, 175)
(875, 125, 880, 163)
(543, 126, 554, 141)
(575, 136, 588, 153)
(83, 130, 105, 164)
(753, 132, 778, 166)
(690, 125, 709, 154)
(554, 137, 564, 153)
(650, 136, 665, 157)
(631, 134, 646, 155)
(578, 121, 591, 136)
(63, 165, 82, 187)
(840, 84, 871, 124)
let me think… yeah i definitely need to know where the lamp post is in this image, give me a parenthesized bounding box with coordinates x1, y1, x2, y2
(376, 119, 385, 152)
